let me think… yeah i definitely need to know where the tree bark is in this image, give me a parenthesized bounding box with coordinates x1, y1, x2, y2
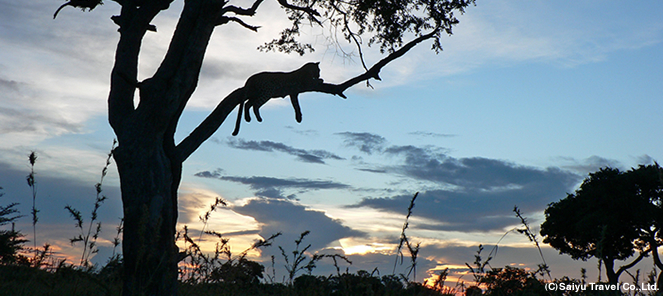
(114, 138, 179, 295)
(109, 1, 221, 295)
(603, 259, 618, 285)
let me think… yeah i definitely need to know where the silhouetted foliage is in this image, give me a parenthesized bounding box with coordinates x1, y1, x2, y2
(0, 188, 26, 265)
(480, 266, 546, 296)
(540, 164, 663, 284)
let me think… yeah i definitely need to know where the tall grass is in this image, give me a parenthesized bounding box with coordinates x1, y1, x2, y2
(26, 151, 38, 249)
(6, 150, 660, 295)
(513, 206, 552, 281)
(278, 230, 324, 285)
(393, 192, 420, 282)
(65, 140, 117, 268)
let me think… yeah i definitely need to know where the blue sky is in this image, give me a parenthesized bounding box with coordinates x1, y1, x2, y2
(1, 0, 662, 286)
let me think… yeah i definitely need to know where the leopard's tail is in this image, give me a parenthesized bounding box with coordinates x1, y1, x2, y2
(232, 100, 244, 136)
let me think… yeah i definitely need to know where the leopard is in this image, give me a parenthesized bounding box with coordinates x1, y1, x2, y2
(232, 62, 323, 136)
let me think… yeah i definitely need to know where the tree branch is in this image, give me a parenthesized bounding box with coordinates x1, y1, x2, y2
(221, 0, 264, 16)
(176, 88, 244, 162)
(108, 3, 164, 137)
(215, 16, 260, 31)
(277, 0, 320, 16)
(333, 28, 440, 96)
(175, 30, 439, 161)
(147, 0, 221, 120)
(616, 248, 651, 278)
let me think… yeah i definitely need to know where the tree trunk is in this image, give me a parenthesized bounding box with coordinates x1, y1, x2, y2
(108, 2, 215, 293)
(114, 135, 180, 296)
(603, 259, 618, 285)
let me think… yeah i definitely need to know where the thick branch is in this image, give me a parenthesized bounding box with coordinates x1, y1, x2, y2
(143, 0, 225, 139)
(176, 88, 244, 161)
(615, 248, 650, 278)
(176, 31, 439, 161)
(108, 3, 164, 136)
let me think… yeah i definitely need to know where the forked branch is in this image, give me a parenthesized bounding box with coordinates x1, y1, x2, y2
(216, 0, 265, 30)
(221, 0, 264, 16)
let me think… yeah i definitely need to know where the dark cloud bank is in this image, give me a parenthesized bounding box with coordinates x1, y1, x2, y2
(224, 138, 344, 164)
(203, 132, 584, 233)
(338, 132, 581, 232)
(195, 170, 350, 200)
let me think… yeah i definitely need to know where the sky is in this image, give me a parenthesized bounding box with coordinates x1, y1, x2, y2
(1, 0, 662, 288)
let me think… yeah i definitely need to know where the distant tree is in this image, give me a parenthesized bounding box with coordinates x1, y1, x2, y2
(0, 188, 27, 265)
(479, 266, 546, 296)
(540, 164, 663, 285)
(53, 0, 476, 294)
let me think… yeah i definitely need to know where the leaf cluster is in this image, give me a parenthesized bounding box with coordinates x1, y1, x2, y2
(262, 0, 476, 56)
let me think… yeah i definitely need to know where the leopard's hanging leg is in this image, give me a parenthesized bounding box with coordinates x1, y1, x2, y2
(290, 94, 302, 123)
(244, 100, 252, 122)
(232, 100, 245, 136)
(251, 104, 264, 122)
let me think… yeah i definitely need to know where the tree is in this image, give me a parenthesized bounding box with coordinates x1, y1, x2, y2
(540, 164, 663, 285)
(480, 266, 546, 296)
(54, 0, 475, 294)
(0, 188, 27, 265)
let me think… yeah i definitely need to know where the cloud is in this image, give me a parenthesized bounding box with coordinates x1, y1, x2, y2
(0, 106, 84, 135)
(233, 198, 365, 242)
(356, 168, 388, 174)
(555, 155, 624, 175)
(336, 132, 387, 155)
(200, 58, 260, 81)
(411, 1, 663, 79)
(0, 159, 123, 265)
(408, 131, 457, 138)
(206, 130, 582, 233)
(191, 169, 222, 179)
(411, 242, 590, 283)
(284, 126, 319, 137)
(0, 78, 20, 92)
(225, 138, 344, 164)
(0, 78, 84, 135)
(230, 198, 367, 269)
(224, 176, 349, 192)
(194, 171, 351, 199)
(345, 144, 579, 232)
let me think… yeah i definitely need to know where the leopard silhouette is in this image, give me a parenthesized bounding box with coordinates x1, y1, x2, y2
(233, 62, 323, 136)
